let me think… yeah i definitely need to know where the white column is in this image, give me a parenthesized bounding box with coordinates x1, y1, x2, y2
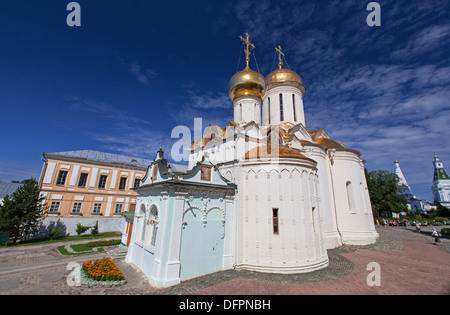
(151, 192, 169, 285)
(164, 192, 188, 286)
(223, 196, 234, 269)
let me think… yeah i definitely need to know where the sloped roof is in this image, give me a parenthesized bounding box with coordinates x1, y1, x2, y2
(44, 150, 187, 171)
(244, 144, 316, 164)
(0, 181, 22, 197)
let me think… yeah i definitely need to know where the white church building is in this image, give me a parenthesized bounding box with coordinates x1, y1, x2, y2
(125, 34, 379, 288)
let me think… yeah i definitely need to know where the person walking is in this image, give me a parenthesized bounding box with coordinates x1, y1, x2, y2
(415, 221, 421, 232)
(432, 228, 443, 246)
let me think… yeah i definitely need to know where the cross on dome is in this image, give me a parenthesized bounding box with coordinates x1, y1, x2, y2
(239, 32, 255, 68)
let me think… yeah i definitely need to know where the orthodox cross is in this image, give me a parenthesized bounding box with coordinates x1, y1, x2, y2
(275, 45, 285, 69)
(239, 32, 255, 68)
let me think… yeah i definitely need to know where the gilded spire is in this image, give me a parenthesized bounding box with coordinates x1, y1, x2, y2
(275, 45, 285, 69)
(239, 32, 255, 68)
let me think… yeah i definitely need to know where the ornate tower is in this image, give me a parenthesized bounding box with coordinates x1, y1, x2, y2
(431, 154, 450, 208)
(262, 46, 306, 127)
(228, 33, 265, 125)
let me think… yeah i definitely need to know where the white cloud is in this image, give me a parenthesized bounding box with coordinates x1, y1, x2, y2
(118, 58, 157, 86)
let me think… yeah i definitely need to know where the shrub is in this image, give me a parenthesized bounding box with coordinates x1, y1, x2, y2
(415, 215, 422, 220)
(434, 217, 450, 223)
(90, 221, 99, 237)
(49, 228, 63, 240)
(441, 228, 450, 235)
(76, 223, 91, 236)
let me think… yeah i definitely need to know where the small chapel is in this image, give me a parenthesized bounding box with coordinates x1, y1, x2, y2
(124, 34, 379, 288)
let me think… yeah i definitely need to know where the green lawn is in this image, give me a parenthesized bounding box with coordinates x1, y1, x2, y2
(0, 231, 121, 248)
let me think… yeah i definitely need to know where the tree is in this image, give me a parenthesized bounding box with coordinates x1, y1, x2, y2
(0, 178, 48, 243)
(365, 169, 408, 218)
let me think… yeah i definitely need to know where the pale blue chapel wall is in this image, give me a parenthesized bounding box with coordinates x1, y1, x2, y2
(179, 196, 226, 281)
(129, 193, 163, 279)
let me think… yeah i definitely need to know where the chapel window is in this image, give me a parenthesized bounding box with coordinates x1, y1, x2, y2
(272, 208, 279, 235)
(346, 181, 356, 213)
(292, 94, 297, 122)
(279, 94, 284, 121)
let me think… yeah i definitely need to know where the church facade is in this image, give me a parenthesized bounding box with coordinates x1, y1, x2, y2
(125, 34, 378, 287)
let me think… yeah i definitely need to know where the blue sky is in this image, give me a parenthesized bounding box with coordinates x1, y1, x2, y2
(1, 0, 449, 202)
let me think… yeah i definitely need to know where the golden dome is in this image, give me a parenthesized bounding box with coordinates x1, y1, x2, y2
(228, 65, 266, 102)
(265, 68, 306, 95)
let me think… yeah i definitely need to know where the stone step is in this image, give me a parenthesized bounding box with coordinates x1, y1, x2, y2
(108, 247, 128, 260)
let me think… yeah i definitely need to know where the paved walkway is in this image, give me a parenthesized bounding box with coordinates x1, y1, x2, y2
(0, 226, 449, 295)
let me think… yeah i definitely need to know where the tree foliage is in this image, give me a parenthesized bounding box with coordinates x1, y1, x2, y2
(0, 178, 48, 243)
(365, 169, 408, 218)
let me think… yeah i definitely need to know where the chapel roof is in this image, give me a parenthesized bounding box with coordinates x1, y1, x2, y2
(244, 144, 316, 164)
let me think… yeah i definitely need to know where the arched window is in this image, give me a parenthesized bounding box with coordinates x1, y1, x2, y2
(279, 94, 284, 121)
(148, 205, 159, 247)
(346, 181, 356, 213)
(292, 94, 297, 122)
(140, 204, 147, 242)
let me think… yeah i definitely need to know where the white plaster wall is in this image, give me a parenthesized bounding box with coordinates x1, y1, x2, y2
(37, 217, 124, 238)
(236, 160, 328, 273)
(331, 151, 378, 245)
(262, 86, 305, 126)
(309, 148, 342, 249)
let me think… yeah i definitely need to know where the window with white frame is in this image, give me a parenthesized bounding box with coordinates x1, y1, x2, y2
(92, 203, 102, 214)
(114, 203, 123, 214)
(98, 175, 108, 189)
(49, 201, 60, 213)
(71, 202, 82, 214)
(118, 177, 127, 190)
(56, 170, 68, 186)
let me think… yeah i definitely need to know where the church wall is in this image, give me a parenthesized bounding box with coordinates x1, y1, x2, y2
(237, 159, 328, 273)
(308, 148, 342, 249)
(330, 152, 378, 245)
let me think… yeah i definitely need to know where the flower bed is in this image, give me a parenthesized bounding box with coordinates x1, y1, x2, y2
(82, 257, 124, 282)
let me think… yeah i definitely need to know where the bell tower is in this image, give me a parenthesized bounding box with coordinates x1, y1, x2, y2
(432, 154, 450, 208)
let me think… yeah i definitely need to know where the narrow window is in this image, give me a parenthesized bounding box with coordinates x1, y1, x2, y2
(292, 94, 297, 122)
(56, 170, 68, 186)
(134, 178, 141, 188)
(114, 204, 123, 215)
(49, 201, 60, 213)
(118, 177, 127, 190)
(312, 207, 316, 233)
(92, 203, 102, 214)
(71, 202, 82, 214)
(279, 94, 284, 121)
(268, 97, 271, 124)
(346, 181, 356, 213)
(78, 173, 88, 187)
(98, 175, 108, 189)
(272, 208, 279, 235)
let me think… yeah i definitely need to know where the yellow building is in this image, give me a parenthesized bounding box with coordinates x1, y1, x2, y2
(38, 150, 186, 235)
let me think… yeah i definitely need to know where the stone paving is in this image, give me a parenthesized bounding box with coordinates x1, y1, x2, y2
(0, 226, 449, 295)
